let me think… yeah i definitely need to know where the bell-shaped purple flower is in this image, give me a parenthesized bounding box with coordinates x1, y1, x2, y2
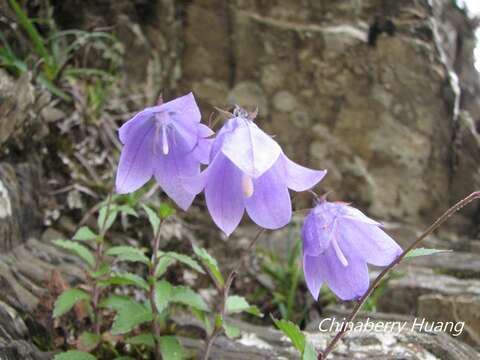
(302, 200, 403, 301)
(115, 92, 212, 210)
(185, 106, 327, 236)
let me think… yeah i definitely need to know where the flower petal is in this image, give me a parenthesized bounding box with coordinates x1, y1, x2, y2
(308, 245, 369, 301)
(204, 153, 245, 236)
(278, 154, 327, 191)
(302, 210, 334, 256)
(303, 254, 325, 300)
(221, 119, 281, 178)
(161, 92, 201, 123)
(339, 220, 402, 266)
(118, 108, 155, 144)
(244, 166, 292, 229)
(154, 142, 200, 211)
(340, 205, 381, 226)
(116, 120, 155, 193)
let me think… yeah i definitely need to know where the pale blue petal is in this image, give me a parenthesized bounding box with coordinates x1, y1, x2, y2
(278, 154, 327, 191)
(221, 119, 281, 178)
(244, 166, 291, 229)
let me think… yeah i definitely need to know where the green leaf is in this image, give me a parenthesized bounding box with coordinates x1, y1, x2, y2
(88, 263, 110, 278)
(117, 205, 138, 217)
(53, 288, 90, 318)
(272, 317, 305, 353)
(142, 204, 161, 234)
(171, 286, 208, 311)
(155, 256, 176, 278)
(99, 295, 131, 310)
(154, 281, 208, 312)
(162, 252, 205, 274)
(190, 308, 212, 334)
(193, 245, 224, 286)
(110, 299, 153, 335)
(127, 333, 155, 348)
(73, 226, 98, 241)
(155, 280, 173, 313)
(159, 203, 175, 219)
(223, 322, 241, 339)
(405, 248, 452, 259)
(52, 239, 95, 268)
(303, 341, 317, 360)
(78, 331, 101, 352)
(160, 336, 187, 360)
(97, 205, 118, 232)
(106, 246, 149, 265)
(99, 273, 149, 290)
(225, 295, 262, 317)
(113, 357, 135, 360)
(53, 351, 97, 360)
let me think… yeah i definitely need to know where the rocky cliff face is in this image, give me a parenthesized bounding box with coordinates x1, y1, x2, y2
(49, 0, 480, 233)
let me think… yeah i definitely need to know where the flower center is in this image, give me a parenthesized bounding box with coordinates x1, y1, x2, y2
(241, 174, 254, 198)
(332, 237, 348, 267)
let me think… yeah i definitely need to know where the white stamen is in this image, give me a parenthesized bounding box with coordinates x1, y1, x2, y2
(332, 237, 348, 267)
(241, 174, 254, 198)
(161, 125, 169, 155)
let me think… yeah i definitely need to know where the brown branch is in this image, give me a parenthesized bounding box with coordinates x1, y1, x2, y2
(319, 191, 480, 359)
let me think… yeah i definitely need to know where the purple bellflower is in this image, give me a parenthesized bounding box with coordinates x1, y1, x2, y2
(185, 106, 327, 236)
(302, 200, 402, 301)
(115, 93, 213, 210)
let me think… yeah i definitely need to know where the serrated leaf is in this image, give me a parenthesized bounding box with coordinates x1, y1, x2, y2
(106, 246, 149, 265)
(171, 286, 208, 311)
(193, 245, 224, 286)
(223, 322, 241, 339)
(73, 226, 97, 242)
(163, 252, 205, 274)
(127, 333, 154, 348)
(155, 256, 176, 278)
(53, 240, 95, 268)
(142, 204, 160, 234)
(405, 248, 452, 259)
(53, 351, 97, 360)
(272, 317, 305, 353)
(97, 205, 118, 231)
(99, 273, 149, 290)
(225, 295, 262, 317)
(110, 299, 153, 335)
(53, 288, 90, 318)
(160, 336, 187, 360)
(77, 331, 101, 352)
(155, 280, 173, 313)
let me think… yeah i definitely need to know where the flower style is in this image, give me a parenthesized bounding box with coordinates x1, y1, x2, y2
(302, 200, 403, 301)
(115, 93, 213, 210)
(185, 106, 327, 236)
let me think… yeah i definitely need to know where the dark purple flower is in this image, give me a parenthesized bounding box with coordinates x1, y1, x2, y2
(115, 93, 212, 210)
(302, 200, 402, 301)
(185, 106, 326, 236)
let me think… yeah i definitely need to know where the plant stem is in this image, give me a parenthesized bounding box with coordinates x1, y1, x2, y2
(91, 192, 113, 335)
(202, 227, 266, 360)
(319, 191, 480, 360)
(149, 219, 165, 360)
